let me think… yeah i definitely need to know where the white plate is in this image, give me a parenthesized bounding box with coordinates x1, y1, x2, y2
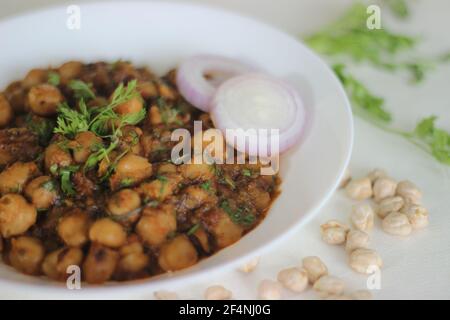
(0, 1, 353, 299)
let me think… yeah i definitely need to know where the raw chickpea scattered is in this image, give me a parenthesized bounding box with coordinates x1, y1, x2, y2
(320, 220, 349, 245)
(25, 176, 58, 210)
(0, 194, 37, 238)
(9, 236, 45, 275)
(396, 180, 422, 204)
(349, 248, 383, 274)
(204, 285, 233, 300)
(382, 212, 412, 236)
(239, 257, 260, 273)
(345, 230, 370, 253)
(28, 84, 64, 117)
(377, 196, 404, 219)
(339, 168, 351, 188)
(154, 291, 179, 300)
(302, 256, 328, 284)
(89, 218, 127, 248)
(373, 177, 397, 202)
(351, 290, 373, 300)
(351, 203, 374, 232)
(345, 177, 373, 200)
(57, 209, 90, 247)
(277, 267, 309, 293)
(313, 276, 345, 298)
(401, 204, 429, 229)
(0, 94, 13, 128)
(258, 280, 282, 300)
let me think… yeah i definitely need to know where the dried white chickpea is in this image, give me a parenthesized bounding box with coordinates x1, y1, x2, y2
(239, 256, 259, 273)
(349, 248, 383, 274)
(377, 196, 404, 219)
(302, 256, 328, 284)
(339, 168, 351, 188)
(277, 267, 309, 293)
(351, 203, 374, 232)
(345, 230, 370, 253)
(345, 177, 373, 201)
(396, 180, 422, 204)
(154, 290, 179, 300)
(382, 212, 412, 236)
(350, 290, 373, 300)
(313, 276, 345, 298)
(258, 280, 282, 300)
(401, 204, 429, 229)
(373, 177, 397, 202)
(320, 220, 349, 245)
(204, 285, 232, 300)
(367, 168, 388, 184)
(325, 294, 353, 300)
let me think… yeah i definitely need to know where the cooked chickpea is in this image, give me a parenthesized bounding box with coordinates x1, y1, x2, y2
(22, 69, 48, 88)
(373, 177, 397, 202)
(136, 205, 176, 246)
(138, 81, 158, 100)
(158, 82, 177, 100)
(157, 163, 177, 175)
(57, 209, 90, 247)
(158, 235, 198, 271)
(396, 180, 422, 204)
(313, 276, 345, 298)
(0, 161, 39, 194)
(89, 218, 127, 248)
(320, 220, 349, 245)
(301, 256, 328, 284)
(179, 163, 214, 181)
(110, 154, 152, 190)
(148, 105, 162, 125)
(277, 267, 309, 293)
(0, 194, 37, 238)
(45, 143, 73, 173)
(182, 186, 212, 210)
(207, 209, 243, 249)
(0, 94, 13, 128)
(119, 126, 143, 156)
(136, 174, 181, 202)
(58, 61, 83, 83)
(28, 84, 64, 117)
(377, 196, 404, 219)
(349, 248, 383, 274)
(9, 236, 45, 275)
(382, 212, 412, 236)
(25, 176, 58, 210)
(72, 131, 102, 164)
(107, 189, 141, 223)
(345, 177, 373, 200)
(116, 251, 149, 275)
(258, 280, 282, 300)
(191, 227, 211, 254)
(42, 247, 83, 281)
(83, 244, 119, 284)
(350, 203, 374, 232)
(115, 96, 143, 116)
(204, 285, 233, 300)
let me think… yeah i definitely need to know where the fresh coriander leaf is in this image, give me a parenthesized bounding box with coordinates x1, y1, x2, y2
(25, 114, 55, 145)
(200, 181, 211, 191)
(69, 80, 96, 100)
(120, 178, 134, 187)
(58, 165, 79, 196)
(50, 164, 59, 175)
(187, 224, 200, 236)
(40, 180, 56, 192)
(242, 169, 252, 177)
(47, 72, 60, 86)
(54, 102, 90, 139)
(220, 200, 256, 227)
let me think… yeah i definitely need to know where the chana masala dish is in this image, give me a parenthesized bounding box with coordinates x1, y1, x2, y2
(0, 61, 281, 284)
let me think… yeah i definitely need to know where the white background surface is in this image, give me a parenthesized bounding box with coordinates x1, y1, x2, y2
(1, 0, 449, 300)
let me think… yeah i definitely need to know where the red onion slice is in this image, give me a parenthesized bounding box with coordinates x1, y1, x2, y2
(176, 55, 255, 112)
(210, 73, 306, 156)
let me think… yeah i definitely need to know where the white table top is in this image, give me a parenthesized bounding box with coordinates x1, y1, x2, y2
(1, 0, 449, 300)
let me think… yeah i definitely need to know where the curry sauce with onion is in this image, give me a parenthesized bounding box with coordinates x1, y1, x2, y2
(0, 61, 280, 284)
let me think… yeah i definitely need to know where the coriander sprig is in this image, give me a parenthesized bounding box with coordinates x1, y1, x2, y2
(69, 80, 96, 100)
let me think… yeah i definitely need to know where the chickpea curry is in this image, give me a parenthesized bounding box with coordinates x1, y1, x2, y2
(0, 61, 280, 284)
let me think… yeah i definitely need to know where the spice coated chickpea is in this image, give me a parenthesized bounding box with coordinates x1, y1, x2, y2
(179, 163, 214, 181)
(57, 209, 90, 247)
(25, 176, 58, 210)
(115, 96, 144, 116)
(28, 84, 64, 117)
(0, 94, 13, 128)
(89, 218, 127, 248)
(208, 209, 243, 249)
(0, 161, 39, 195)
(72, 131, 103, 164)
(83, 244, 119, 284)
(45, 143, 73, 172)
(107, 188, 141, 219)
(109, 154, 152, 190)
(42, 247, 83, 281)
(136, 205, 176, 246)
(9, 236, 45, 275)
(58, 61, 83, 84)
(116, 246, 149, 276)
(158, 235, 198, 272)
(22, 69, 48, 88)
(0, 194, 37, 238)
